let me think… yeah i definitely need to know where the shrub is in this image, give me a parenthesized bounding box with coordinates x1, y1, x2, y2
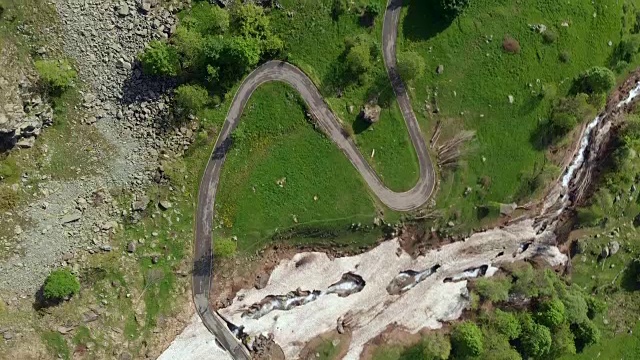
(492, 309, 522, 340)
(0, 157, 18, 181)
(536, 298, 566, 329)
(0, 186, 19, 211)
(397, 51, 426, 82)
(344, 35, 375, 84)
(585, 296, 606, 319)
(171, 26, 205, 70)
(542, 30, 557, 44)
(231, 3, 270, 40)
(43, 269, 80, 301)
(181, 2, 229, 35)
(559, 51, 571, 63)
(551, 323, 577, 357)
(34, 59, 77, 93)
(519, 315, 552, 359)
(571, 320, 600, 350)
(139, 40, 180, 76)
(611, 37, 639, 65)
(576, 66, 616, 94)
(174, 84, 209, 115)
(364, 2, 382, 18)
(560, 287, 590, 324)
(451, 321, 484, 358)
(214, 238, 237, 258)
(474, 277, 512, 303)
(422, 332, 451, 360)
(548, 94, 594, 137)
(502, 36, 521, 54)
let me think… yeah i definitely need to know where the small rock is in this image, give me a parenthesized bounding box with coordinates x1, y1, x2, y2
(3, 332, 13, 340)
(14, 225, 22, 235)
(117, 4, 130, 16)
(600, 246, 610, 259)
(132, 196, 150, 211)
(447, 221, 455, 227)
(82, 311, 99, 323)
(100, 245, 113, 252)
(127, 242, 136, 253)
(436, 64, 444, 74)
(61, 211, 83, 224)
(151, 255, 159, 264)
(57, 326, 73, 335)
(508, 95, 515, 104)
(500, 203, 517, 216)
(158, 200, 172, 210)
(609, 241, 620, 255)
(16, 137, 35, 148)
(119, 352, 133, 360)
(254, 274, 269, 290)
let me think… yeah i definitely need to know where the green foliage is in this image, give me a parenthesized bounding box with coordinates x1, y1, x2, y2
(535, 298, 566, 329)
(480, 330, 522, 360)
(34, 59, 77, 92)
(559, 287, 590, 325)
(397, 51, 425, 82)
(509, 264, 556, 298)
(43, 269, 80, 301)
(571, 320, 601, 350)
(451, 321, 484, 358)
(174, 84, 209, 115)
(611, 36, 640, 66)
(181, 2, 229, 35)
(219, 36, 262, 76)
(441, 0, 470, 16)
(344, 35, 376, 84)
(0, 186, 18, 211)
(491, 309, 521, 340)
(542, 30, 557, 44)
(364, 2, 382, 18)
(585, 295, 606, 319)
(518, 314, 552, 359)
(550, 323, 576, 358)
(231, 3, 270, 40)
(139, 40, 180, 76)
(575, 66, 616, 95)
(214, 238, 237, 258)
(474, 276, 511, 303)
(421, 332, 451, 360)
(0, 157, 19, 182)
(171, 26, 205, 70)
(41, 331, 70, 360)
(548, 94, 595, 137)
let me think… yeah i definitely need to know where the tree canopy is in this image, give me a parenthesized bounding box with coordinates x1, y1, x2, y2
(451, 321, 484, 358)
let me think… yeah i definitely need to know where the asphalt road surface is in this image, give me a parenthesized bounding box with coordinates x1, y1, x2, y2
(191, 0, 436, 358)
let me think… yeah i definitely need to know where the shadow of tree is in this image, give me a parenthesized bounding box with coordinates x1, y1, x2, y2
(401, 0, 454, 42)
(120, 61, 178, 106)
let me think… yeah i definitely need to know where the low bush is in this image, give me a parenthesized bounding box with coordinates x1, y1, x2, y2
(397, 51, 426, 82)
(574, 66, 616, 95)
(474, 276, 511, 303)
(542, 30, 557, 44)
(43, 269, 80, 301)
(34, 59, 77, 93)
(451, 321, 484, 358)
(548, 94, 595, 137)
(139, 40, 180, 76)
(174, 84, 209, 115)
(503, 35, 521, 54)
(214, 238, 237, 258)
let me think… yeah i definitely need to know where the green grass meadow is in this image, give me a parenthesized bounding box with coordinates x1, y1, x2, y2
(397, 0, 631, 227)
(213, 83, 381, 252)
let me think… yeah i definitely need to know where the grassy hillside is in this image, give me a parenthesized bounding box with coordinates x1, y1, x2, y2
(398, 0, 632, 229)
(213, 83, 382, 253)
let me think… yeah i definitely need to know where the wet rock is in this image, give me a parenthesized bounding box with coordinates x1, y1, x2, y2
(254, 273, 269, 290)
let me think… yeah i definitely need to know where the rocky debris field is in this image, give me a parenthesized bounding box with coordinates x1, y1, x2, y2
(0, 45, 54, 151)
(0, 0, 198, 297)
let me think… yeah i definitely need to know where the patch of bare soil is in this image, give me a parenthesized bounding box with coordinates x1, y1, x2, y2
(360, 325, 451, 360)
(298, 330, 352, 360)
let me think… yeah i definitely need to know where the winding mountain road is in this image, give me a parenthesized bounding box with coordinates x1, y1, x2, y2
(191, 0, 435, 358)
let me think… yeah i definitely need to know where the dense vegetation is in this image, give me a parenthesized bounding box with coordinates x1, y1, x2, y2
(373, 263, 605, 360)
(43, 269, 80, 301)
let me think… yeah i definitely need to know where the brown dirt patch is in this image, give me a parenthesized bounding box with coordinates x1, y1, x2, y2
(298, 330, 352, 360)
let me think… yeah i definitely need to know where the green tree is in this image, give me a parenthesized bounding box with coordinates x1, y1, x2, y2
(219, 36, 261, 80)
(519, 314, 552, 359)
(422, 332, 451, 360)
(586, 296, 606, 319)
(174, 84, 209, 115)
(397, 51, 426, 82)
(560, 288, 589, 325)
(171, 26, 205, 70)
(214, 238, 237, 258)
(576, 66, 616, 94)
(474, 277, 511, 303)
(138, 40, 180, 76)
(550, 323, 577, 358)
(451, 321, 484, 358)
(492, 309, 521, 340)
(344, 36, 375, 84)
(536, 298, 566, 329)
(34, 59, 77, 93)
(480, 330, 522, 360)
(549, 94, 594, 137)
(572, 320, 600, 351)
(231, 3, 270, 40)
(43, 269, 80, 301)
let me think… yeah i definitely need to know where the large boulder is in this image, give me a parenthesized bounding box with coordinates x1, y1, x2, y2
(360, 103, 381, 124)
